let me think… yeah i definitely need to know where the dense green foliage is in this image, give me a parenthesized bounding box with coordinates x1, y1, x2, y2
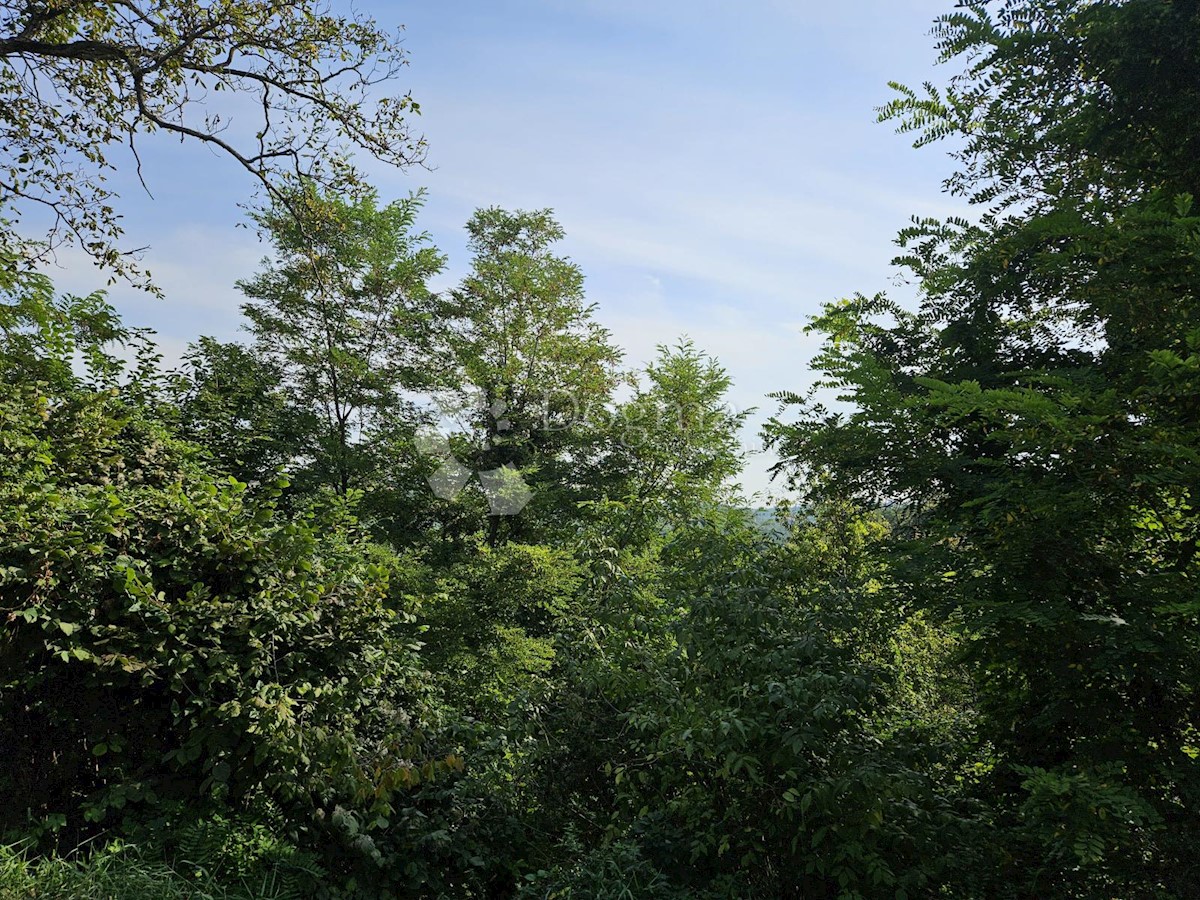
(0, 277, 449, 884)
(769, 0, 1200, 895)
(3, 0, 1199, 897)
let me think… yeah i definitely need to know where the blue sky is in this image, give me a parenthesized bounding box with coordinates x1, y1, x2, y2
(40, 0, 966, 499)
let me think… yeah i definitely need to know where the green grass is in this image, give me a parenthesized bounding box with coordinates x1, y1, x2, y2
(0, 841, 316, 900)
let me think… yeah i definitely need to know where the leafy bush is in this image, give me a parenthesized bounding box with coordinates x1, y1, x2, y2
(0, 283, 447, 890)
(0, 384, 433, 837)
(516, 839, 693, 900)
(421, 542, 583, 722)
(629, 520, 969, 896)
(513, 513, 973, 898)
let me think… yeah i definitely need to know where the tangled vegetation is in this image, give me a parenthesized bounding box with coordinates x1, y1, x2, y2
(2, 0, 1198, 897)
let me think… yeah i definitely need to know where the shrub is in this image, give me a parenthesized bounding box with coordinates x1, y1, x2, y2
(0, 282, 447, 889)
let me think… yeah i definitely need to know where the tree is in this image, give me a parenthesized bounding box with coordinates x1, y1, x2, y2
(768, 1, 1200, 893)
(515, 511, 969, 897)
(443, 207, 624, 544)
(0, 250, 124, 389)
(170, 336, 303, 487)
(0, 0, 424, 285)
(238, 183, 444, 498)
(599, 339, 747, 550)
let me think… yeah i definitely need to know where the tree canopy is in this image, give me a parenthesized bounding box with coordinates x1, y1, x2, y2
(769, 0, 1200, 892)
(3, 1, 1200, 897)
(0, 0, 423, 285)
